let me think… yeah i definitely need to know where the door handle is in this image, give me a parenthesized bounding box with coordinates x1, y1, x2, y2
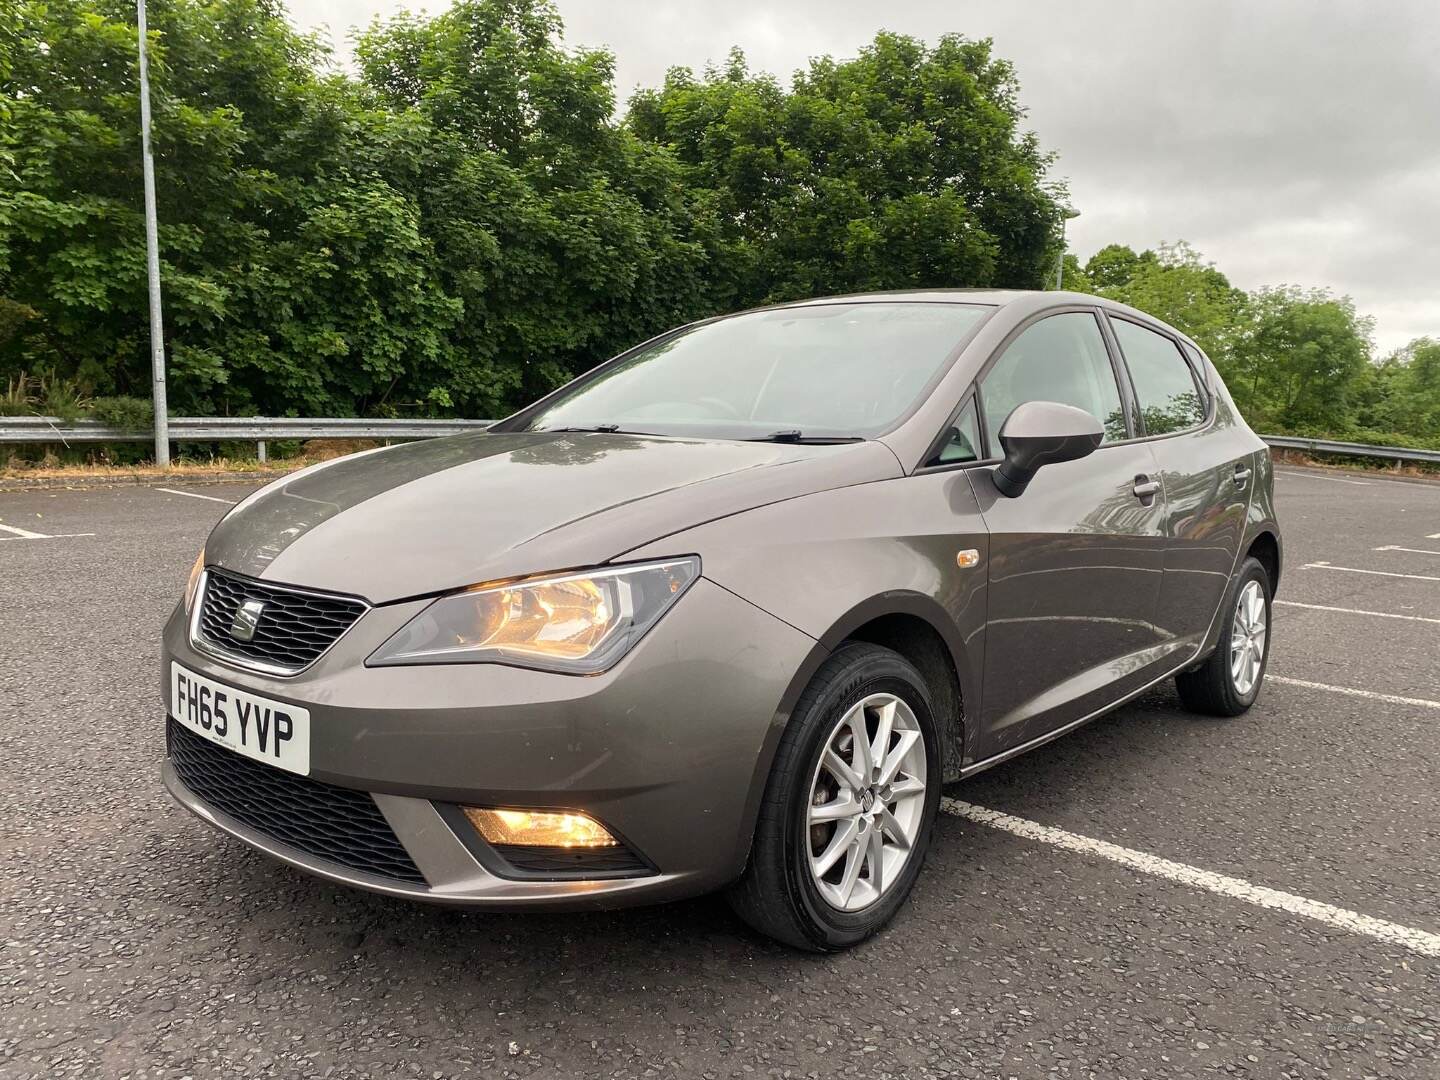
(1133, 476, 1160, 500)
(1233, 464, 1252, 490)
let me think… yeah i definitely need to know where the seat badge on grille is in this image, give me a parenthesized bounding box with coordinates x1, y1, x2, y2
(229, 599, 266, 643)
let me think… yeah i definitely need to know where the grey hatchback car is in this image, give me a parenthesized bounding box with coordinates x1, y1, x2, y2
(163, 290, 1281, 950)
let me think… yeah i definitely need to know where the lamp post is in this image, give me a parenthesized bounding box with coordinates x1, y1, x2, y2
(137, 0, 170, 467)
(1054, 208, 1081, 291)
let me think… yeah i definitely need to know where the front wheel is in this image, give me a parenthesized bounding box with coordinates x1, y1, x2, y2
(727, 642, 942, 950)
(1175, 555, 1272, 716)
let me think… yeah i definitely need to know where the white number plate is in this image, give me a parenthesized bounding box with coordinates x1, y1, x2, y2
(170, 662, 311, 776)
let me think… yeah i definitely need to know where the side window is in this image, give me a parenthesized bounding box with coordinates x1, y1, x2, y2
(1113, 319, 1207, 435)
(931, 398, 981, 465)
(979, 312, 1127, 456)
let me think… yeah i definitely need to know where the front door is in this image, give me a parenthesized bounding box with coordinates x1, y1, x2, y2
(966, 310, 1175, 759)
(1106, 319, 1252, 649)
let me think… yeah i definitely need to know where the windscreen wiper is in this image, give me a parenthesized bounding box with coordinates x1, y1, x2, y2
(747, 430, 865, 444)
(545, 424, 623, 433)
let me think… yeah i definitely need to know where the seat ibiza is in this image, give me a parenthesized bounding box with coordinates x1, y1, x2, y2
(162, 290, 1281, 950)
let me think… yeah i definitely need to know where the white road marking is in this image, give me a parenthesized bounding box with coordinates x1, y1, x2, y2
(1428, 532, 1440, 539)
(1302, 561, 1440, 583)
(942, 799, 1440, 958)
(1269, 675, 1440, 711)
(0, 523, 95, 541)
(1275, 468, 1440, 490)
(1275, 469, 1370, 486)
(1376, 544, 1440, 557)
(1274, 599, 1440, 625)
(154, 487, 237, 504)
(0, 522, 49, 539)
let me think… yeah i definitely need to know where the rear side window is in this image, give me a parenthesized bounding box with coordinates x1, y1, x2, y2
(1112, 319, 1207, 435)
(979, 312, 1126, 455)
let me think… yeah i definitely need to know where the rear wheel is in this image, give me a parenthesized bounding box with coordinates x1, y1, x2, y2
(727, 642, 941, 950)
(1176, 556, 1272, 716)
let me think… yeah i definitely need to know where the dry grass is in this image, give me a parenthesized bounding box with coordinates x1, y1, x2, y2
(0, 440, 382, 488)
(1270, 447, 1438, 480)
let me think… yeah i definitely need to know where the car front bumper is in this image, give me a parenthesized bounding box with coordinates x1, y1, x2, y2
(160, 576, 819, 910)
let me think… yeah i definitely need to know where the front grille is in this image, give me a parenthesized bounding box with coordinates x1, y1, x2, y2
(168, 719, 427, 885)
(196, 568, 366, 673)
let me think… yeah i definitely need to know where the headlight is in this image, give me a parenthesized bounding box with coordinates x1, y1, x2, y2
(367, 557, 700, 674)
(184, 551, 205, 611)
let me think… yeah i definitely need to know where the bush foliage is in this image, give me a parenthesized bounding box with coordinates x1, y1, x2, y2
(1, 0, 1064, 420)
(1, 0, 1433, 453)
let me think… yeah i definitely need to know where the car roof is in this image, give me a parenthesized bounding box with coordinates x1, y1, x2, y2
(783, 288, 1033, 307)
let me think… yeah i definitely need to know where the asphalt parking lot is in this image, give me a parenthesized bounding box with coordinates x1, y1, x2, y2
(2, 466, 1438, 1079)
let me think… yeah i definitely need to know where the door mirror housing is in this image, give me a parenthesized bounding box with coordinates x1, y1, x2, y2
(993, 400, 1104, 497)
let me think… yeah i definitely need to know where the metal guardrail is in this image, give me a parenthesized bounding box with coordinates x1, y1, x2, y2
(0, 416, 493, 463)
(0, 416, 492, 443)
(1, 416, 1435, 465)
(1259, 434, 1440, 465)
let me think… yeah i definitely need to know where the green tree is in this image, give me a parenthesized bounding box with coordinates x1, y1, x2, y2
(354, 0, 718, 408)
(1085, 242, 1245, 370)
(627, 35, 1065, 304)
(0, 0, 1121, 430)
(1230, 286, 1374, 431)
(1084, 243, 1156, 290)
(1, 0, 465, 416)
(1058, 253, 1092, 292)
(1360, 337, 1440, 439)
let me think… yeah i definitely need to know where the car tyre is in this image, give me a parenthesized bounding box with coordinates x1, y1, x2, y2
(1175, 556, 1272, 717)
(727, 642, 942, 951)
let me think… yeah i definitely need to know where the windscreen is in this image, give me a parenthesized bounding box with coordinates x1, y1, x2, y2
(520, 302, 990, 440)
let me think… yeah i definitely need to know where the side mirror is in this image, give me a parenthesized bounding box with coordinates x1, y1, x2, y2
(993, 400, 1104, 498)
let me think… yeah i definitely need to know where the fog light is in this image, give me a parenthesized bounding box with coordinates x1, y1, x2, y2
(464, 807, 618, 848)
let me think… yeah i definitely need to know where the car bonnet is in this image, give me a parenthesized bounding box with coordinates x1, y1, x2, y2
(202, 430, 900, 603)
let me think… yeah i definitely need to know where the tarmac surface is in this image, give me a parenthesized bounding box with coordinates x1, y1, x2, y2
(2, 465, 1437, 1078)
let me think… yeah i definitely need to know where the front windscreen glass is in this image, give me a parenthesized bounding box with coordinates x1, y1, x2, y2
(518, 302, 990, 440)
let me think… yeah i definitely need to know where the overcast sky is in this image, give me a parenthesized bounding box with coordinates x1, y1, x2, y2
(291, 0, 1440, 355)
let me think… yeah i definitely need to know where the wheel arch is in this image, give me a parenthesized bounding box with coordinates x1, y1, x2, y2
(814, 592, 972, 783)
(1246, 528, 1282, 595)
(728, 589, 972, 890)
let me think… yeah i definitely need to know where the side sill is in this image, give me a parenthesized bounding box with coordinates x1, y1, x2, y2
(957, 646, 1200, 780)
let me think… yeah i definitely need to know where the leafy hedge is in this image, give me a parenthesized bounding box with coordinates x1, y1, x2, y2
(1, 0, 1066, 421)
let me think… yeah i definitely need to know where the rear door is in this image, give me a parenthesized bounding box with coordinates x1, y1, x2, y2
(967, 308, 1175, 760)
(1104, 315, 1250, 651)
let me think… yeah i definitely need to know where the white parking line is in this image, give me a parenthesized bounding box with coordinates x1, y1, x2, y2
(1302, 561, 1440, 583)
(1376, 544, 1440, 557)
(942, 799, 1440, 958)
(1274, 599, 1440, 625)
(1276, 468, 1440, 490)
(0, 523, 95, 541)
(1269, 675, 1440, 710)
(154, 487, 237, 504)
(1275, 469, 1370, 486)
(0, 522, 49, 539)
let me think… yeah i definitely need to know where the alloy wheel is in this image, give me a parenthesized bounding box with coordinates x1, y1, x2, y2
(1229, 579, 1267, 696)
(805, 692, 928, 912)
